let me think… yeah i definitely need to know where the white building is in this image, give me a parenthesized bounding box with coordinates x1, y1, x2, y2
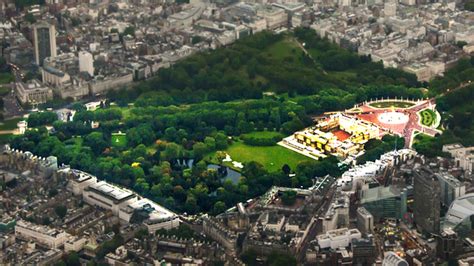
(83, 181, 137, 216)
(316, 228, 362, 249)
(64, 237, 87, 252)
(384, 2, 397, 17)
(257, 5, 288, 30)
(119, 198, 180, 231)
(79, 51, 94, 77)
(65, 168, 180, 230)
(435, 172, 465, 207)
(443, 144, 474, 175)
(357, 207, 374, 234)
(15, 79, 53, 105)
(15, 220, 70, 249)
(383, 251, 409, 266)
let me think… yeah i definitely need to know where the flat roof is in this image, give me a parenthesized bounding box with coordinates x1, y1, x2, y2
(89, 181, 135, 202)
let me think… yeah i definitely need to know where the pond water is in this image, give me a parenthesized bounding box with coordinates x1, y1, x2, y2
(207, 164, 241, 185)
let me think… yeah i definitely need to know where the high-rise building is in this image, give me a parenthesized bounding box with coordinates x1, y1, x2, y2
(33, 22, 57, 66)
(436, 228, 462, 260)
(78, 51, 94, 77)
(413, 167, 441, 235)
(356, 207, 374, 234)
(435, 172, 465, 208)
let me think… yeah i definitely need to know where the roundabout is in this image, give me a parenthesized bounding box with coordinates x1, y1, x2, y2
(348, 98, 442, 148)
(378, 111, 409, 125)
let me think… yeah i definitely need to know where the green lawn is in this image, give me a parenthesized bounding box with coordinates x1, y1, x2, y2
(369, 101, 415, 109)
(0, 73, 13, 84)
(419, 109, 436, 127)
(0, 86, 10, 96)
(207, 141, 312, 173)
(0, 118, 23, 131)
(241, 131, 283, 139)
(111, 133, 127, 148)
(266, 38, 303, 61)
(0, 134, 12, 144)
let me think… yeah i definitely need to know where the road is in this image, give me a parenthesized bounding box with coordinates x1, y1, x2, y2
(3, 90, 24, 119)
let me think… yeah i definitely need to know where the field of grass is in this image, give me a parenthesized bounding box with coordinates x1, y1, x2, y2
(0, 86, 10, 96)
(241, 131, 284, 139)
(0, 73, 13, 84)
(0, 117, 22, 131)
(111, 133, 127, 148)
(0, 134, 12, 144)
(369, 101, 415, 109)
(419, 109, 436, 127)
(207, 141, 312, 173)
(266, 38, 303, 61)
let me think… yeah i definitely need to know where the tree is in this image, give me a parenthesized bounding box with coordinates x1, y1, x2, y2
(215, 133, 228, 150)
(281, 190, 297, 206)
(84, 132, 108, 155)
(213, 201, 227, 214)
(204, 136, 216, 151)
(192, 142, 208, 160)
(27, 111, 58, 127)
(65, 252, 80, 266)
(282, 164, 291, 175)
(55, 205, 67, 219)
(123, 26, 135, 37)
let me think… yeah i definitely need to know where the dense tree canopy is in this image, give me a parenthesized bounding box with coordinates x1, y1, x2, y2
(9, 29, 432, 214)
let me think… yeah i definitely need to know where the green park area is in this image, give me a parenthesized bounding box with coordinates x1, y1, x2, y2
(369, 101, 415, 109)
(111, 133, 127, 148)
(419, 109, 437, 127)
(241, 130, 284, 140)
(0, 117, 22, 131)
(0, 73, 13, 85)
(265, 37, 304, 60)
(208, 140, 312, 173)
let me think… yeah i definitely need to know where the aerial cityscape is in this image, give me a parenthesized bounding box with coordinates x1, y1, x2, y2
(0, 0, 473, 265)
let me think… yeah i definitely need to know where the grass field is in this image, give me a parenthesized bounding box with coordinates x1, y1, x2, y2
(0, 134, 12, 144)
(0, 86, 10, 96)
(111, 133, 127, 148)
(369, 101, 415, 109)
(419, 109, 436, 127)
(266, 38, 303, 61)
(241, 131, 284, 139)
(0, 117, 22, 131)
(0, 73, 13, 84)
(207, 141, 312, 173)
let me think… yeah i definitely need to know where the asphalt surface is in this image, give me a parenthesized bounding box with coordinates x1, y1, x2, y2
(2, 90, 24, 119)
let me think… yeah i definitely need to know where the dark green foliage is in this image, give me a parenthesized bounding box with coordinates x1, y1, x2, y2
(96, 234, 124, 259)
(54, 205, 67, 219)
(15, 0, 45, 8)
(281, 190, 297, 206)
(429, 58, 474, 94)
(107, 29, 420, 106)
(9, 30, 430, 215)
(465, 0, 474, 11)
(27, 111, 58, 127)
(241, 133, 283, 146)
(155, 224, 196, 239)
(357, 135, 405, 164)
(414, 82, 474, 157)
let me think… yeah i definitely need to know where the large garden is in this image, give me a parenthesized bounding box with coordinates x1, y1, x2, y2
(206, 131, 312, 173)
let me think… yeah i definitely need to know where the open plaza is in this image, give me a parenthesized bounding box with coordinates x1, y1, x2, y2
(279, 98, 442, 162)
